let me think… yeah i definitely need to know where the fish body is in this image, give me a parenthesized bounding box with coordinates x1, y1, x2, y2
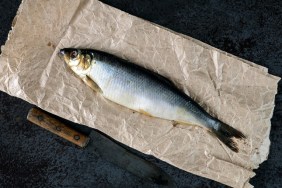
(89, 53, 211, 128)
(59, 48, 245, 152)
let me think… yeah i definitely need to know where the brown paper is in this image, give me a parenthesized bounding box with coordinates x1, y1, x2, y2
(0, 0, 280, 187)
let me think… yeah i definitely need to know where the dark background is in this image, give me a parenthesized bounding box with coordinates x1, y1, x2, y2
(0, 0, 281, 187)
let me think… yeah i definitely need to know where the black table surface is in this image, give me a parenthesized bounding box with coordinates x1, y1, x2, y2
(0, 1, 281, 187)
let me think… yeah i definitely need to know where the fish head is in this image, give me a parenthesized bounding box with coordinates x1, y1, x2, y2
(59, 48, 93, 76)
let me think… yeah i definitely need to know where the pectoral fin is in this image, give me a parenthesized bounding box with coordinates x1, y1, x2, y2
(82, 76, 102, 93)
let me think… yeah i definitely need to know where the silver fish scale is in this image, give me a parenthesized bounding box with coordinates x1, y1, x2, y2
(88, 52, 215, 129)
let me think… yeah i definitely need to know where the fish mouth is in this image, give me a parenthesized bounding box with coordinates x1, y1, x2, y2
(58, 49, 65, 59)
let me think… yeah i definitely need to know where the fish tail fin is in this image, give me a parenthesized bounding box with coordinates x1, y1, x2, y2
(212, 121, 246, 152)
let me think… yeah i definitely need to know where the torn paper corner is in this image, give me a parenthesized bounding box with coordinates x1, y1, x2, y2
(0, 0, 280, 187)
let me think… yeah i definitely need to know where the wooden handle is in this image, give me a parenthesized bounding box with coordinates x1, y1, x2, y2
(27, 108, 90, 148)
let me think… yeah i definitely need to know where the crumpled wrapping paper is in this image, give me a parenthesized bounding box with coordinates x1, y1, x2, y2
(0, 0, 280, 187)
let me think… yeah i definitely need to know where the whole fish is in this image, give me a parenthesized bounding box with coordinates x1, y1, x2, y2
(59, 48, 246, 152)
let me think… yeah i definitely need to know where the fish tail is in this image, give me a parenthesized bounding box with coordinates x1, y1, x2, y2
(212, 121, 246, 152)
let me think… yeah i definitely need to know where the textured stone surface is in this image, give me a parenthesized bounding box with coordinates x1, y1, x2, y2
(0, 0, 281, 187)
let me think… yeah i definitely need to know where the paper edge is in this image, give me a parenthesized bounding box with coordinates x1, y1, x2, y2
(0, 0, 24, 56)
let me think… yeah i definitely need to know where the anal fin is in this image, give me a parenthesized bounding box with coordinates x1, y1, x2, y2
(172, 120, 198, 128)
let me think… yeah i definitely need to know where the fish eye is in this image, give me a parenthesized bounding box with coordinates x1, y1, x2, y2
(70, 50, 78, 59)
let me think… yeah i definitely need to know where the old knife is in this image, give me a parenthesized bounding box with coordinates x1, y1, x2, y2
(27, 108, 176, 187)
